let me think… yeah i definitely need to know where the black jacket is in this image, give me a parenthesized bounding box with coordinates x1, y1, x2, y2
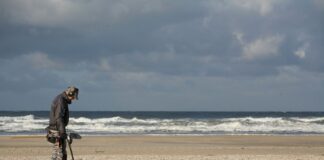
(48, 92, 71, 135)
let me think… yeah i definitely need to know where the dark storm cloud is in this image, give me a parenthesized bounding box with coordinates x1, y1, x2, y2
(0, 0, 323, 110)
(1, 0, 322, 74)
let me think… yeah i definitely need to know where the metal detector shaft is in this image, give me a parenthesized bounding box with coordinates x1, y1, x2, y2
(67, 139, 74, 160)
(66, 132, 81, 160)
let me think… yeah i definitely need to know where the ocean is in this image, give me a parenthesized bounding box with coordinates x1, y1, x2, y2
(1, 111, 324, 136)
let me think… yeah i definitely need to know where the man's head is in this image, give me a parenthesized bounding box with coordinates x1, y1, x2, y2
(65, 86, 79, 101)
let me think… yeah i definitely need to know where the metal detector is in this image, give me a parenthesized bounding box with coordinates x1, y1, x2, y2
(66, 133, 82, 160)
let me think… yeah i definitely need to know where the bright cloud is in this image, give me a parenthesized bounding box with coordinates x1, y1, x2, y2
(228, 0, 284, 16)
(242, 35, 284, 60)
(294, 43, 309, 59)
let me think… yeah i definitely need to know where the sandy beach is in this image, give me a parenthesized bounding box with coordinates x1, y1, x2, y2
(1, 135, 324, 160)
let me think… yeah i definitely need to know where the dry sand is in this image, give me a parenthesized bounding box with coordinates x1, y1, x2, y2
(1, 135, 324, 160)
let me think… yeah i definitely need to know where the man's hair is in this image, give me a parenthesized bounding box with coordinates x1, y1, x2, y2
(65, 86, 79, 100)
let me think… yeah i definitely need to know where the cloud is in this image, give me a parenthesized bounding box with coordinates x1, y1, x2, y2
(1, 0, 74, 26)
(239, 0, 283, 15)
(98, 58, 112, 72)
(242, 35, 284, 60)
(0, 53, 64, 92)
(0, 52, 61, 73)
(0, 0, 323, 110)
(294, 43, 309, 59)
(207, 0, 285, 16)
(233, 31, 244, 45)
(0, 0, 170, 31)
(294, 49, 306, 59)
(313, 0, 324, 10)
(23, 52, 62, 69)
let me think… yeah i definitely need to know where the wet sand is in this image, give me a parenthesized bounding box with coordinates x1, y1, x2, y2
(1, 135, 324, 160)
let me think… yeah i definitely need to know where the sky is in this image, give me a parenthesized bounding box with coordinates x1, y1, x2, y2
(0, 0, 323, 111)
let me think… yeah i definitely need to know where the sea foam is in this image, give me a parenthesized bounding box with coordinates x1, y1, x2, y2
(1, 114, 324, 135)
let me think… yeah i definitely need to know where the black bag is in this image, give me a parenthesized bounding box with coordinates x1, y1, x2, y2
(45, 127, 57, 144)
(46, 131, 56, 144)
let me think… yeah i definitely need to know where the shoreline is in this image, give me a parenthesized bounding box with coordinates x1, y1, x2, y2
(3, 133, 324, 136)
(1, 135, 324, 159)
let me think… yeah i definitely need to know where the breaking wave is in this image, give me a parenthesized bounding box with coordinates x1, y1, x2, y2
(1, 114, 324, 135)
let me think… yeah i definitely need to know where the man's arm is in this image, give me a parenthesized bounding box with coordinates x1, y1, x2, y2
(54, 100, 66, 137)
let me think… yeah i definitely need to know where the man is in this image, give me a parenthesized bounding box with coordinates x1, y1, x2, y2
(47, 86, 79, 160)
